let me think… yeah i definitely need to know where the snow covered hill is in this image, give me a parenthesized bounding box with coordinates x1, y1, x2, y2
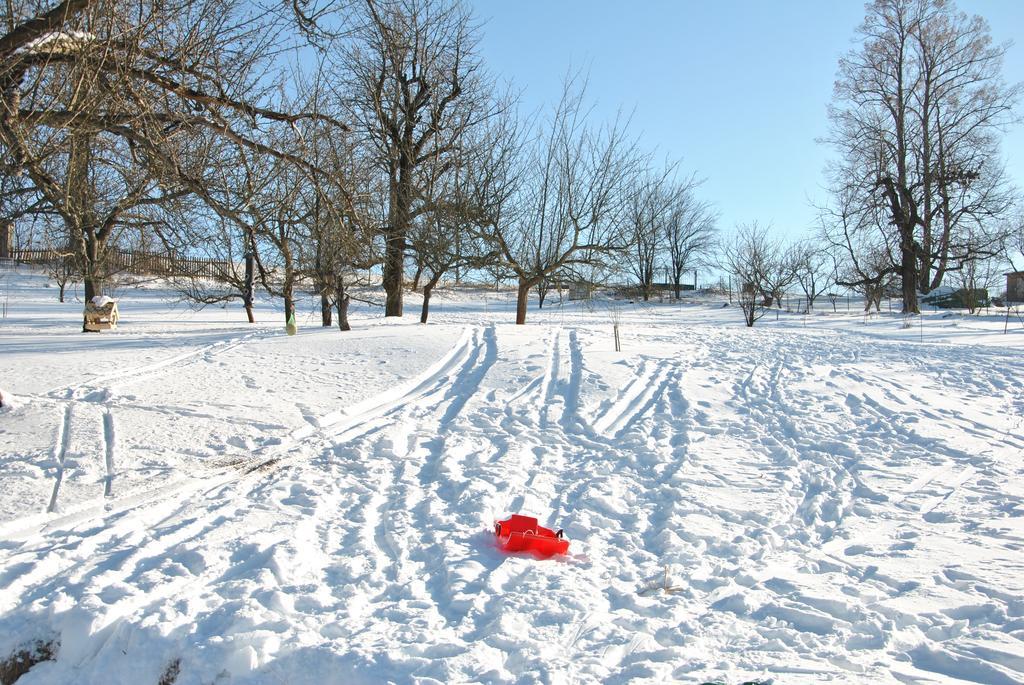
(1, 271, 1022, 684)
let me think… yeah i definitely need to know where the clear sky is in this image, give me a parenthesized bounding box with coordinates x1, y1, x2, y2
(468, 0, 1024, 243)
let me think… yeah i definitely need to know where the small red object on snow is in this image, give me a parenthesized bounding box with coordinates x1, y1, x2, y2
(494, 514, 569, 558)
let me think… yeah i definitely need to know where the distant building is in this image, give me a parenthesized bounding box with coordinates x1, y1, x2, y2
(1007, 271, 1024, 303)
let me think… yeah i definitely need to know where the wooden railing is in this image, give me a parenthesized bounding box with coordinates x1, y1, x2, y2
(6, 249, 230, 279)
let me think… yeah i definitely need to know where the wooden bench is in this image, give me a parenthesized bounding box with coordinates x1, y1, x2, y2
(84, 301, 119, 331)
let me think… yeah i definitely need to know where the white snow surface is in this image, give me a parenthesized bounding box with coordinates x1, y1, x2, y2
(0, 386, 15, 413)
(1, 270, 1023, 684)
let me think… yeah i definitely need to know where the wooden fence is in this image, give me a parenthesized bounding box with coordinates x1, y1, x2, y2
(6, 248, 230, 279)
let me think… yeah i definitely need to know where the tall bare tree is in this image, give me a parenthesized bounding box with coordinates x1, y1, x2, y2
(664, 177, 716, 299)
(337, 0, 490, 318)
(622, 169, 674, 302)
(791, 240, 833, 311)
(480, 78, 642, 325)
(825, 0, 1019, 314)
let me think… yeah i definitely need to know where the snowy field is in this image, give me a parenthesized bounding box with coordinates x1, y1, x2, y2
(1, 269, 1023, 684)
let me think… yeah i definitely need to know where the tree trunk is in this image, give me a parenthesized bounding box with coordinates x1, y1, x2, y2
(930, 193, 954, 291)
(336, 275, 351, 331)
(411, 262, 423, 293)
(919, 247, 932, 293)
(82, 232, 102, 304)
(82, 274, 101, 302)
(284, 290, 295, 327)
(516, 277, 532, 325)
(320, 291, 332, 327)
(383, 161, 412, 318)
(336, 295, 351, 331)
(383, 232, 404, 317)
(420, 282, 434, 324)
(243, 250, 255, 323)
(900, 238, 919, 314)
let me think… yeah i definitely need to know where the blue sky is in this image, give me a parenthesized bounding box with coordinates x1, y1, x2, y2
(469, 1, 1024, 244)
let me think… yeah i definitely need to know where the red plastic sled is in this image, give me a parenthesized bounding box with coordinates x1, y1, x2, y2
(494, 514, 569, 558)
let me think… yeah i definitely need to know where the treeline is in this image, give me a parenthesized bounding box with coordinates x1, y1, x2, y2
(2, 0, 1021, 332)
(0, 0, 718, 331)
(715, 0, 1024, 327)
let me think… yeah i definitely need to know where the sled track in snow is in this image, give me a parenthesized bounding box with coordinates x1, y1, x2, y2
(45, 405, 73, 513)
(592, 363, 672, 438)
(0, 326, 493, 625)
(15, 329, 272, 516)
(39, 328, 272, 403)
(102, 410, 115, 498)
(0, 327, 485, 541)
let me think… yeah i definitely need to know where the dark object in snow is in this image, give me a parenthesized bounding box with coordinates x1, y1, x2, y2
(0, 638, 57, 684)
(158, 657, 181, 685)
(494, 514, 569, 557)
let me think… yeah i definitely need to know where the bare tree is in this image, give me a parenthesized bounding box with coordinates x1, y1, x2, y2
(408, 131, 502, 323)
(825, 0, 1019, 314)
(172, 213, 256, 320)
(756, 233, 798, 309)
(40, 216, 78, 301)
(953, 228, 1002, 314)
(480, 77, 643, 325)
(818, 189, 897, 313)
(791, 240, 833, 311)
(622, 168, 674, 301)
(720, 222, 776, 327)
(409, 209, 488, 323)
(664, 177, 716, 299)
(337, 0, 491, 318)
(295, 90, 383, 329)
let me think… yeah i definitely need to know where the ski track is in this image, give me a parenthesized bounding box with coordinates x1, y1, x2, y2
(45, 404, 73, 514)
(1, 323, 1023, 683)
(44, 329, 271, 402)
(7, 328, 273, 521)
(102, 410, 115, 498)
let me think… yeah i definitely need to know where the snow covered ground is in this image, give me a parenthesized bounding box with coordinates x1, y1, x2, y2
(1, 269, 1023, 684)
